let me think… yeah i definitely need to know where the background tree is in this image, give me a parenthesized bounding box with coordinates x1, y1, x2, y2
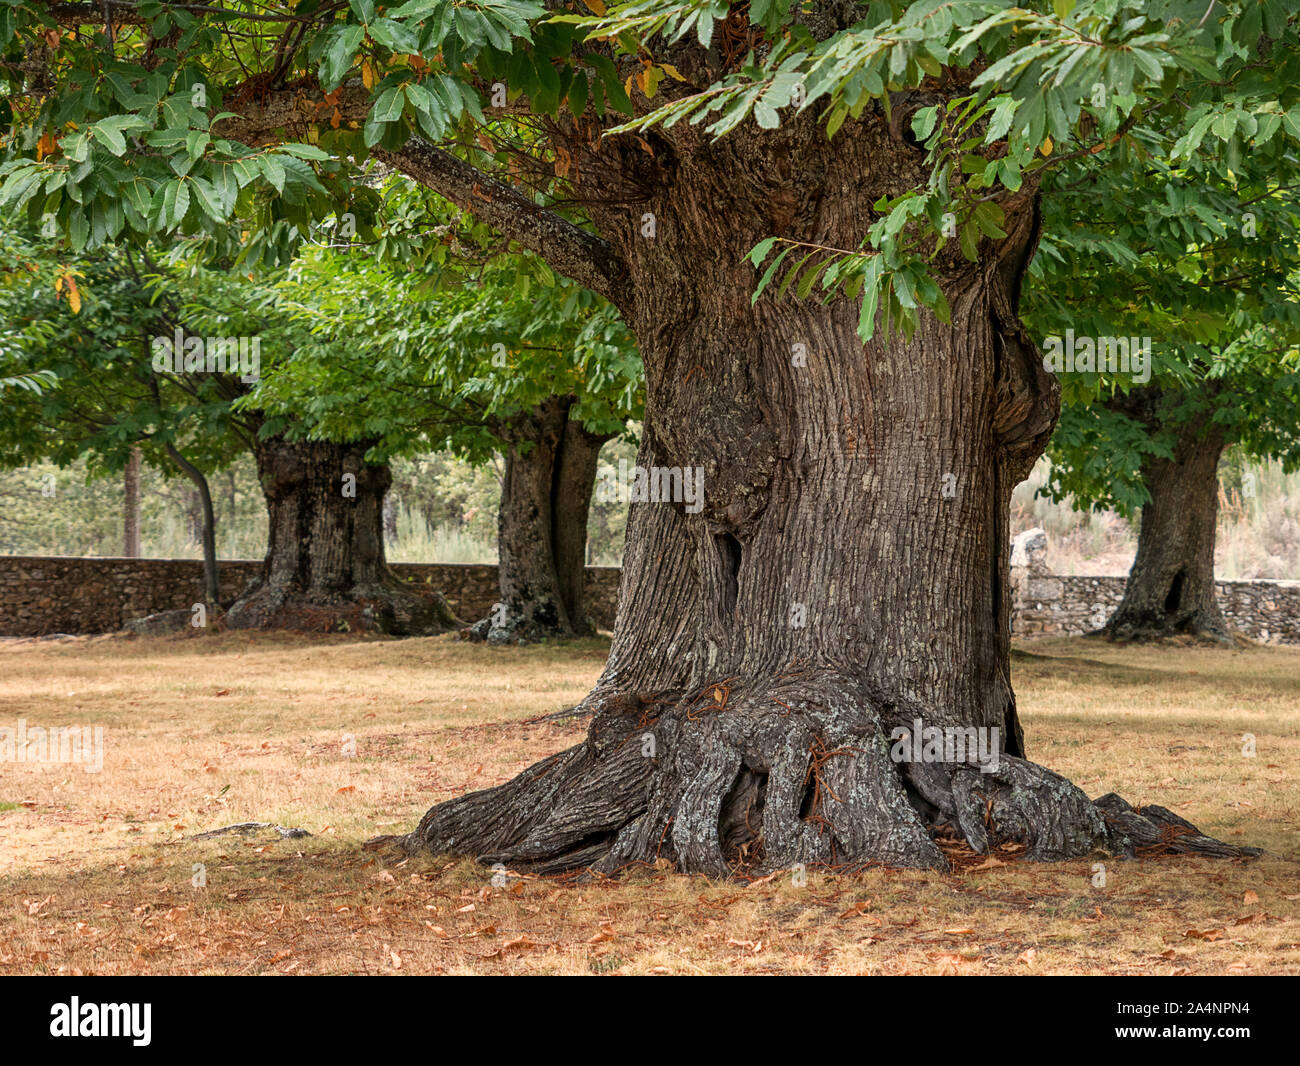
(0, 226, 459, 629)
(250, 212, 641, 642)
(137, 249, 466, 632)
(0, 227, 238, 603)
(6, 1, 1296, 871)
(1024, 145, 1300, 641)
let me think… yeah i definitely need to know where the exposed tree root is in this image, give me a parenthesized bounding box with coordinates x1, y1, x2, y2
(191, 821, 311, 840)
(460, 602, 574, 645)
(1101, 611, 1238, 645)
(225, 581, 459, 636)
(400, 673, 1261, 876)
(1092, 793, 1261, 859)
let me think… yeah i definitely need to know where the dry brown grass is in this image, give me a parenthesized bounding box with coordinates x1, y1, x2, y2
(0, 631, 1296, 975)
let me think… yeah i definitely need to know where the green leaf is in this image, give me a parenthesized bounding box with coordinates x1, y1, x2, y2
(910, 106, 938, 143)
(190, 176, 223, 222)
(162, 180, 191, 228)
(752, 247, 791, 305)
(748, 237, 777, 267)
(90, 124, 127, 156)
(259, 156, 286, 194)
(373, 85, 406, 123)
(369, 17, 421, 53)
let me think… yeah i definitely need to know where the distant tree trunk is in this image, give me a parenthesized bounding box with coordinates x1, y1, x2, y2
(123, 447, 142, 558)
(226, 436, 457, 634)
(1105, 417, 1230, 641)
(184, 487, 204, 547)
(467, 397, 610, 643)
(225, 468, 238, 553)
(163, 443, 219, 605)
(383, 493, 399, 545)
(553, 413, 606, 634)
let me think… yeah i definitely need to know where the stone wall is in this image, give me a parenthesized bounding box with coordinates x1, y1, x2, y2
(3, 543, 1298, 643)
(1010, 528, 1300, 644)
(0, 556, 622, 636)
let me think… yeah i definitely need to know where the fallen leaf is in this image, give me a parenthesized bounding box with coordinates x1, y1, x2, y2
(498, 934, 538, 955)
(587, 923, 616, 944)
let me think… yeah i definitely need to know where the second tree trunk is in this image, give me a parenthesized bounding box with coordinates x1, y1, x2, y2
(469, 397, 607, 644)
(226, 436, 457, 634)
(1106, 418, 1230, 641)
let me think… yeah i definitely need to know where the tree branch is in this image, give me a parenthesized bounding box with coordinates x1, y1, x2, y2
(374, 138, 634, 314)
(206, 84, 631, 310)
(210, 81, 371, 144)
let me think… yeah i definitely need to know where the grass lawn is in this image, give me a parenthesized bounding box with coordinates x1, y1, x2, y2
(0, 631, 1296, 975)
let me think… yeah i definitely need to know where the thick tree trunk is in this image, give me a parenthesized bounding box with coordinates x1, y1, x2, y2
(468, 397, 608, 643)
(1105, 419, 1230, 641)
(397, 112, 1255, 873)
(226, 436, 457, 634)
(123, 447, 142, 558)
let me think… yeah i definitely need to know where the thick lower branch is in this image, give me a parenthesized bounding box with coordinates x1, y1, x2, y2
(374, 138, 634, 314)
